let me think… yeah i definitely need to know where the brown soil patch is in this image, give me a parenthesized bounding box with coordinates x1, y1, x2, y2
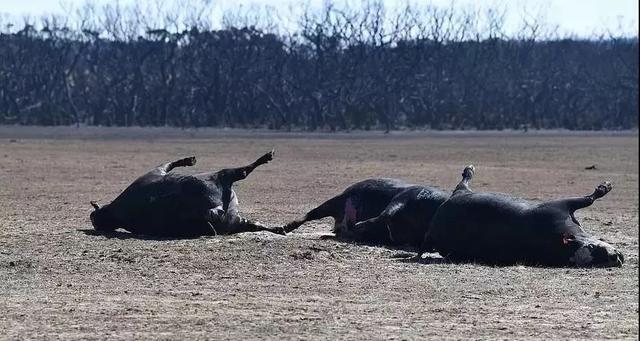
(1, 127, 638, 339)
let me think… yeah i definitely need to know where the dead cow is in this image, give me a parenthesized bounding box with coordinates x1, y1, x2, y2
(283, 178, 448, 248)
(90, 151, 284, 237)
(419, 165, 624, 267)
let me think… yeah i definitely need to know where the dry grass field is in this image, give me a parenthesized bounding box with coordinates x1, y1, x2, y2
(0, 127, 638, 340)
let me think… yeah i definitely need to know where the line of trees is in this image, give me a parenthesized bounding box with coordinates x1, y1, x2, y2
(0, 1, 637, 130)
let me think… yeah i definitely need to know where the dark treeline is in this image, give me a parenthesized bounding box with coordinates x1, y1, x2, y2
(0, 1, 637, 130)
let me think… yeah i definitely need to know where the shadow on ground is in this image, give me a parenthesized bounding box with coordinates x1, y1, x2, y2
(78, 228, 204, 241)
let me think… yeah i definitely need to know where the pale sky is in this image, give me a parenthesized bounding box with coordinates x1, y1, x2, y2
(0, 0, 638, 37)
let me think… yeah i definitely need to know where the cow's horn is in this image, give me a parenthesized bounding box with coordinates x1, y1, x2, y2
(90, 201, 100, 210)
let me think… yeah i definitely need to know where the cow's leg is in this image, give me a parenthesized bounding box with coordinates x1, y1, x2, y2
(283, 195, 343, 233)
(282, 218, 309, 234)
(123, 156, 197, 192)
(156, 156, 197, 175)
(545, 181, 613, 212)
(206, 205, 284, 235)
(416, 166, 475, 260)
(453, 165, 475, 194)
(352, 215, 388, 238)
(348, 215, 393, 244)
(204, 206, 226, 236)
(353, 196, 403, 234)
(224, 213, 286, 235)
(415, 217, 438, 260)
(218, 150, 274, 185)
(213, 154, 272, 210)
(353, 215, 384, 230)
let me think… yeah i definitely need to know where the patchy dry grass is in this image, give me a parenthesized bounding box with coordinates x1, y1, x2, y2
(0, 127, 637, 340)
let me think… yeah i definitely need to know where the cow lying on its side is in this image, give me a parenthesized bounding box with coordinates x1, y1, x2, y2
(283, 179, 448, 249)
(90, 151, 284, 238)
(418, 165, 624, 267)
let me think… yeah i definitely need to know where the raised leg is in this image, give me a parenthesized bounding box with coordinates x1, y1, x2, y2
(210, 151, 273, 212)
(544, 181, 613, 212)
(453, 165, 475, 194)
(126, 156, 197, 190)
(157, 156, 197, 175)
(218, 150, 274, 185)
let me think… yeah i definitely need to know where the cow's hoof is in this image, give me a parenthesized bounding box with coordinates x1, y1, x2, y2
(265, 150, 275, 162)
(255, 150, 275, 166)
(594, 181, 613, 198)
(176, 156, 196, 167)
(463, 165, 475, 179)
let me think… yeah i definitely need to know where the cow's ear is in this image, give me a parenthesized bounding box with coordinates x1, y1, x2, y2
(90, 201, 100, 210)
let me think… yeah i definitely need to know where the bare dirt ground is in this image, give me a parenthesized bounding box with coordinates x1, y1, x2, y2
(0, 127, 638, 340)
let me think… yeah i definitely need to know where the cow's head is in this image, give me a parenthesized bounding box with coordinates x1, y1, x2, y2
(562, 230, 624, 268)
(562, 182, 623, 268)
(89, 201, 118, 232)
(554, 211, 624, 268)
